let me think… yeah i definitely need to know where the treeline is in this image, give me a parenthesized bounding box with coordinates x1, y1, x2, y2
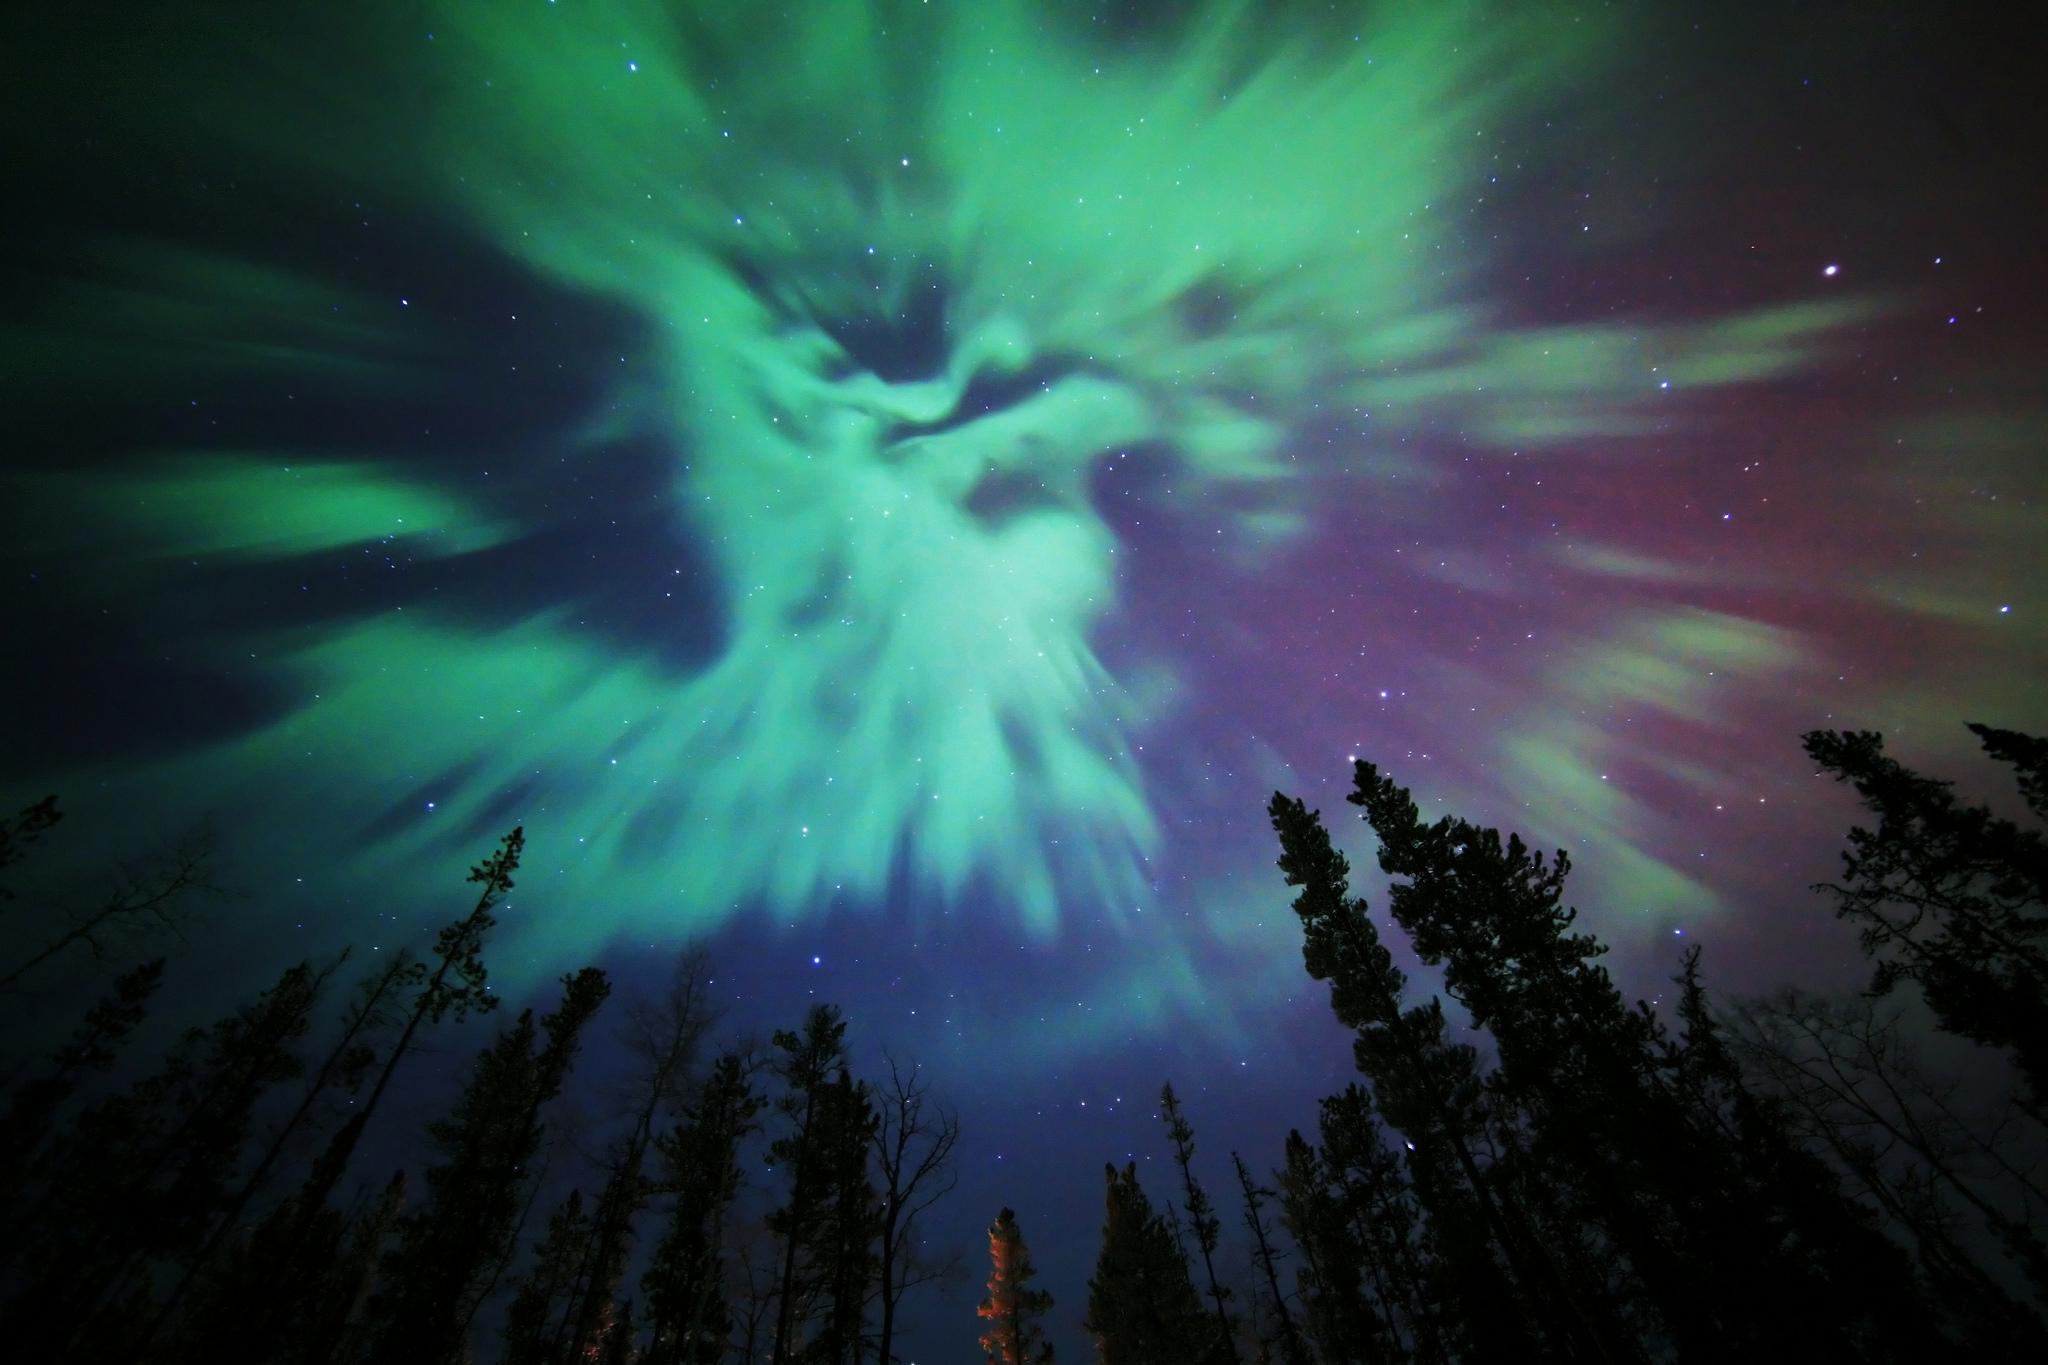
(4, 721, 2045, 1364)
(0, 826, 962, 1365)
(1066, 724, 2048, 1365)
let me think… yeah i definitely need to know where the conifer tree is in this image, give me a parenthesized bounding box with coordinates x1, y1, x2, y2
(0, 956, 164, 1220)
(141, 948, 411, 1357)
(0, 958, 324, 1361)
(504, 949, 722, 1365)
(1278, 1129, 1385, 1365)
(1085, 1162, 1210, 1365)
(1266, 790, 1565, 1359)
(1158, 1084, 1237, 1365)
(811, 1068, 881, 1365)
(1357, 755, 1957, 1358)
(303, 1169, 410, 1365)
(644, 1049, 765, 1365)
(1232, 1153, 1307, 1365)
(1270, 759, 1956, 1361)
(1804, 725, 2048, 1100)
(191, 829, 527, 1365)
(364, 965, 611, 1365)
(297, 826, 524, 1223)
(0, 793, 62, 902)
(978, 1207, 1053, 1365)
(502, 1188, 598, 1365)
(767, 1004, 851, 1365)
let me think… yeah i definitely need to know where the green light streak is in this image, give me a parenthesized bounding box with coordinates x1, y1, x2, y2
(23, 456, 510, 562)
(12, 3, 1894, 1000)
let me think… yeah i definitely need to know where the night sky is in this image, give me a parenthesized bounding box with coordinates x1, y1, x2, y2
(4, 2, 2044, 1358)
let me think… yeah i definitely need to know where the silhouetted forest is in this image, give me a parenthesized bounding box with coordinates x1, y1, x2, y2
(3, 722, 2043, 1363)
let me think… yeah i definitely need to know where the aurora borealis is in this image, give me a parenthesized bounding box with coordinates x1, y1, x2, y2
(5, 0, 2043, 1351)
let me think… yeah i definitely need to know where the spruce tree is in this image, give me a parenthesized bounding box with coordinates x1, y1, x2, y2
(503, 949, 721, 1365)
(364, 966, 611, 1365)
(643, 1049, 765, 1365)
(1231, 1153, 1307, 1365)
(0, 959, 323, 1361)
(0, 793, 62, 904)
(1804, 725, 2048, 1100)
(766, 1004, 851, 1365)
(1324, 758, 1951, 1359)
(810, 1068, 881, 1365)
(978, 1207, 1053, 1365)
(1278, 1129, 1386, 1365)
(0, 956, 164, 1220)
(1157, 1084, 1237, 1365)
(196, 829, 526, 1365)
(1266, 791, 1564, 1359)
(501, 1188, 598, 1365)
(1282, 1087, 1455, 1365)
(298, 826, 524, 1222)
(1085, 1162, 1210, 1365)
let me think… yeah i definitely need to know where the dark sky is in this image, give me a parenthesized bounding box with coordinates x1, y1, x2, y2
(4, 2, 2044, 1358)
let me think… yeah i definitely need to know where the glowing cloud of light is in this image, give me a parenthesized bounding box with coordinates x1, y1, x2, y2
(15, 1, 1878, 976)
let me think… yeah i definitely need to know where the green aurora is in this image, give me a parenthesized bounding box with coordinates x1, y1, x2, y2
(6, 0, 2039, 1056)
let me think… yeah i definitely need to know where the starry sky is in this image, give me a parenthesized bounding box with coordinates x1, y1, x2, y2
(4, 1, 2044, 1356)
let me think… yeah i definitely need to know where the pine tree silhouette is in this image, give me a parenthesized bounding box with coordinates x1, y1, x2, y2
(1265, 759, 1967, 1362)
(809, 1068, 880, 1365)
(0, 956, 164, 1218)
(364, 966, 611, 1365)
(1805, 725, 2048, 1100)
(766, 1003, 850, 1365)
(0, 959, 323, 1361)
(1085, 1162, 1211, 1365)
(1158, 1084, 1237, 1365)
(1266, 789, 1560, 1359)
(644, 1049, 765, 1365)
(1355, 755, 1951, 1360)
(1230, 1153, 1307, 1365)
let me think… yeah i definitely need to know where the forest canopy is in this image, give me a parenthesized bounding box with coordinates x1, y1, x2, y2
(1, 721, 2043, 1363)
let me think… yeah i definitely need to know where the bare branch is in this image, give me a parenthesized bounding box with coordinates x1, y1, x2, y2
(0, 816, 228, 991)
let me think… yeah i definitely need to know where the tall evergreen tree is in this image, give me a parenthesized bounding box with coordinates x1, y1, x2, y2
(643, 1049, 765, 1365)
(191, 828, 527, 1365)
(1266, 790, 1566, 1360)
(1157, 1084, 1237, 1365)
(0, 956, 164, 1220)
(502, 1188, 599, 1365)
(978, 1207, 1053, 1365)
(502, 949, 721, 1365)
(1279, 1087, 1452, 1365)
(1360, 756, 1960, 1359)
(1232, 1153, 1308, 1365)
(141, 949, 411, 1357)
(0, 958, 324, 1362)
(1804, 725, 2048, 1100)
(0, 793, 62, 903)
(298, 827, 523, 1219)
(767, 1004, 851, 1365)
(364, 966, 611, 1365)
(1272, 758, 1956, 1361)
(809, 1068, 881, 1365)
(1085, 1163, 1211, 1365)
